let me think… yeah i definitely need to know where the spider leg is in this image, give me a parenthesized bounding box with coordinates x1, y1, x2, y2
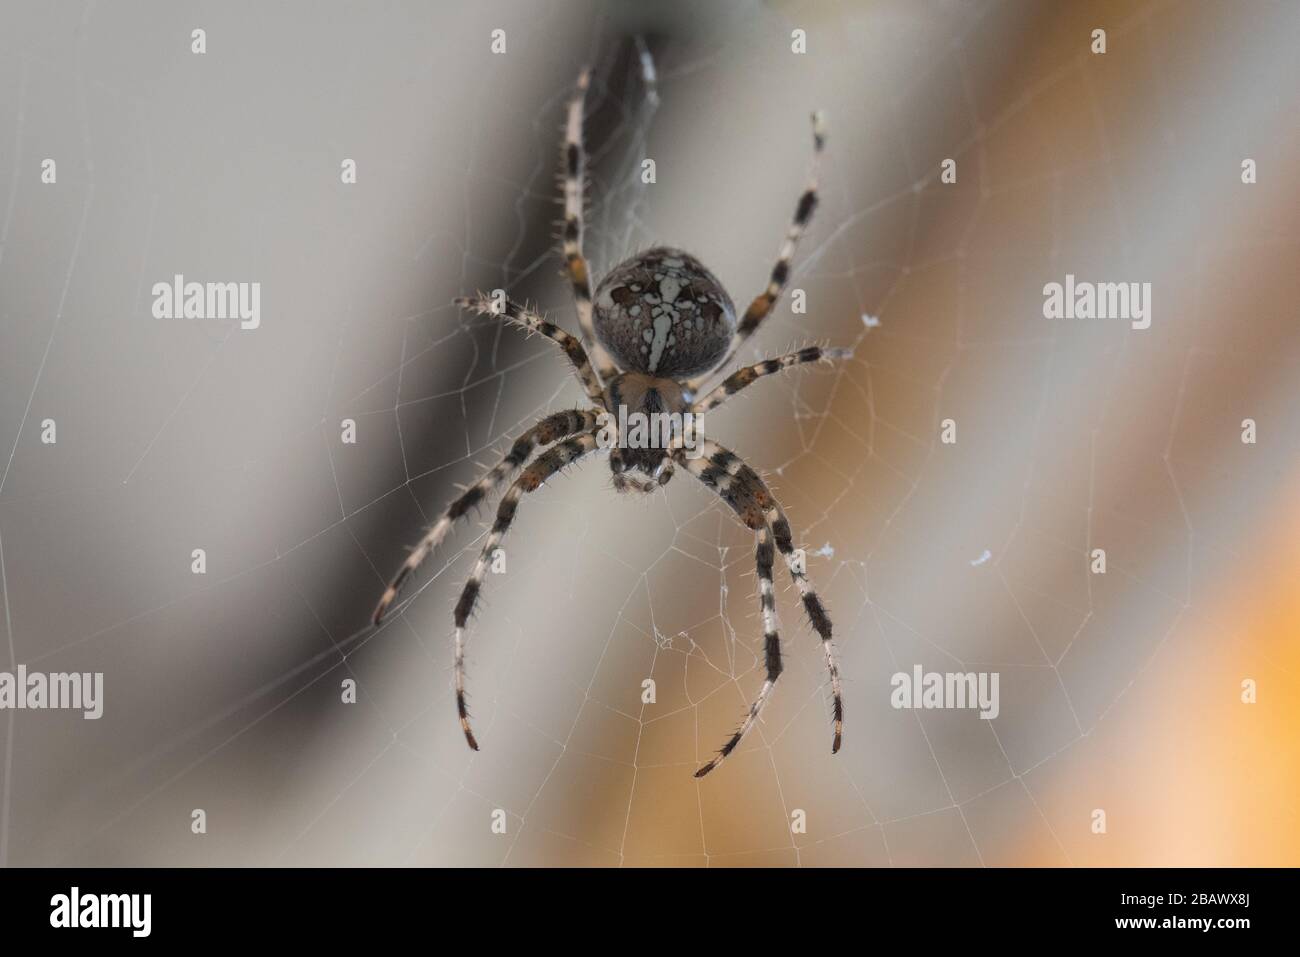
(694, 525, 783, 778)
(766, 495, 843, 755)
(692, 345, 853, 414)
(372, 409, 601, 625)
(689, 113, 824, 392)
(455, 295, 606, 405)
(452, 431, 600, 750)
(676, 440, 842, 775)
(562, 68, 619, 382)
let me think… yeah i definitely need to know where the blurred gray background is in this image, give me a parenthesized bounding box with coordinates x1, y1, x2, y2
(0, 0, 1297, 866)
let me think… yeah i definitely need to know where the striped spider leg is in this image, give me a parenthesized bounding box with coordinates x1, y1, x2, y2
(673, 439, 841, 777)
(371, 293, 610, 625)
(692, 344, 854, 414)
(688, 112, 825, 394)
(450, 431, 602, 749)
(371, 409, 601, 626)
(454, 294, 607, 405)
(562, 68, 619, 383)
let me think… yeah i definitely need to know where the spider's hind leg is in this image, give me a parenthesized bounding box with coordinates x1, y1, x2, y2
(676, 439, 843, 775)
(693, 524, 783, 778)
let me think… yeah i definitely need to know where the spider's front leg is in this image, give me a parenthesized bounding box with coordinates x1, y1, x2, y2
(451, 431, 601, 750)
(562, 68, 619, 382)
(372, 409, 600, 625)
(674, 439, 842, 775)
(689, 112, 825, 392)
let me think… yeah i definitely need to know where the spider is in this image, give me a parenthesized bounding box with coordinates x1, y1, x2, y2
(372, 68, 850, 778)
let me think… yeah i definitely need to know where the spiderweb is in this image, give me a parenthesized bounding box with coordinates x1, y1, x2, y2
(1, 0, 1297, 867)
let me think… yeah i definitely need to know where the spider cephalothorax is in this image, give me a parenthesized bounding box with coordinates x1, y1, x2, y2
(370, 66, 850, 778)
(602, 370, 691, 479)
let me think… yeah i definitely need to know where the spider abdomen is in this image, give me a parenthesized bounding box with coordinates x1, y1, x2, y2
(592, 246, 735, 378)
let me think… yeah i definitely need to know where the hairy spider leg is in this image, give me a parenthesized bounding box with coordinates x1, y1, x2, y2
(563, 68, 620, 383)
(455, 295, 607, 405)
(692, 345, 853, 414)
(676, 440, 841, 776)
(689, 112, 825, 392)
(451, 431, 601, 750)
(372, 409, 601, 625)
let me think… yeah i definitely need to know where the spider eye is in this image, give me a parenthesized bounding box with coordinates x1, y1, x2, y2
(592, 246, 735, 378)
